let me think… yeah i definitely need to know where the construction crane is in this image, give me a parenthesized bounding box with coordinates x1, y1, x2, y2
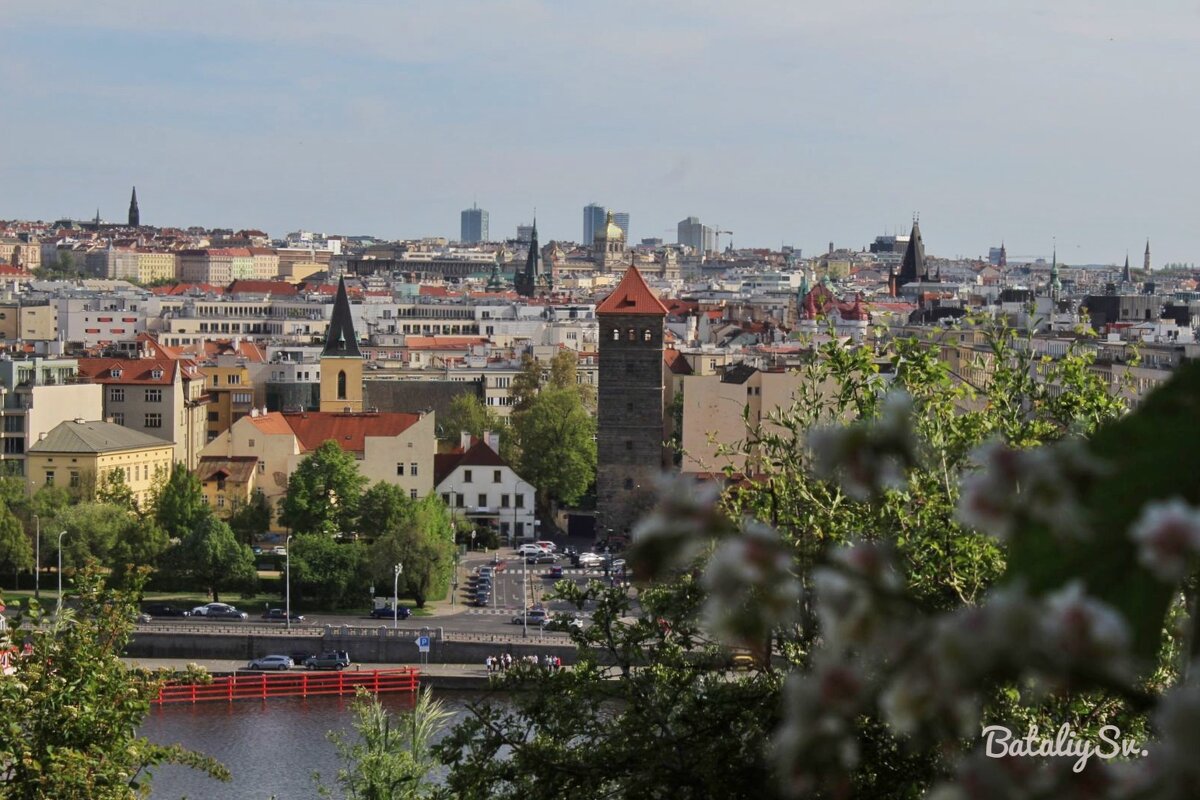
(714, 228, 733, 253)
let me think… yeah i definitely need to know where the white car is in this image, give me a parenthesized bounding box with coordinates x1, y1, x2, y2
(577, 552, 605, 568)
(535, 540, 558, 553)
(190, 602, 250, 620)
(516, 544, 547, 558)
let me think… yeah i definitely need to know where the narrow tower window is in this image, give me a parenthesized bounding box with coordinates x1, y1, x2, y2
(337, 370, 347, 400)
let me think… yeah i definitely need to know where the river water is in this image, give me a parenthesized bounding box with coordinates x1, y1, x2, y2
(142, 691, 479, 800)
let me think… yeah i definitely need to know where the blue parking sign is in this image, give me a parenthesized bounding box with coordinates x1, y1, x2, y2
(417, 635, 431, 653)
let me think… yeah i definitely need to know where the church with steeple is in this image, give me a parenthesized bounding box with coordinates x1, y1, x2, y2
(128, 187, 140, 227)
(319, 277, 364, 412)
(514, 218, 551, 297)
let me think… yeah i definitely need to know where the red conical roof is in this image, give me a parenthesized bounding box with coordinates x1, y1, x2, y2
(596, 266, 668, 316)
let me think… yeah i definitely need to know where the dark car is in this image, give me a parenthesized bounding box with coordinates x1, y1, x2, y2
(525, 553, 557, 565)
(305, 650, 351, 670)
(142, 603, 191, 618)
(369, 605, 411, 620)
(472, 593, 491, 607)
(544, 565, 564, 579)
(261, 608, 306, 623)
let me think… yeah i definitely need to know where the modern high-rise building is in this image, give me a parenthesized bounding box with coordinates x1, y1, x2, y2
(516, 224, 534, 244)
(612, 212, 630, 241)
(460, 204, 489, 244)
(677, 217, 714, 253)
(583, 203, 607, 246)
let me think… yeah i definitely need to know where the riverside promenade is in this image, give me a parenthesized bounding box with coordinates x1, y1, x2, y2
(126, 657, 507, 690)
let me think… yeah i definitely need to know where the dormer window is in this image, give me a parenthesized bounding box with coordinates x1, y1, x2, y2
(151, 368, 164, 379)
(110, 368, 123, 378)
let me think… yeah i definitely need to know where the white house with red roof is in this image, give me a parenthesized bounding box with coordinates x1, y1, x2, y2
(198, 409, 436, 530)
(434, 433, 536, 543)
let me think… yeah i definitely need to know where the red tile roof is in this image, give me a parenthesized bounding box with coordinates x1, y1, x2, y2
(664, 348, 693, 375)
(596, 266, 668, 316)
(248, 411, 423, 453)
(404, 336, 489, 351)
(77, 356, 203, 385)
(434, 440, 510, 485)
(227, 279, 298, 296)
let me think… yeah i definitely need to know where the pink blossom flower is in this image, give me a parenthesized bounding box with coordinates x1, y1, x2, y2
(1127, 498, 1200, 582)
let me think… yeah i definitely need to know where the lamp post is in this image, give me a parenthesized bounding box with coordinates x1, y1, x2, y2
(522, 549, 528, 638)
(392, 562, 403, 629)
(452, 551, 459, 606)
(56, 530, 66, 614)
(470, 529, 476, 552)
(284, 534, 293, 631)
(32, 514, 39, 602)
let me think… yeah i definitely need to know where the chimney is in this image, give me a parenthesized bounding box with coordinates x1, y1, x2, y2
(485, 430, 500, 453)
(460, 431, 472, 451)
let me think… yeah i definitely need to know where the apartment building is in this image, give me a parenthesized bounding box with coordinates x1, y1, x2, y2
(0, 357, 104, 478)
(76, 356, 208, 469)
(25, 419, 174, 508)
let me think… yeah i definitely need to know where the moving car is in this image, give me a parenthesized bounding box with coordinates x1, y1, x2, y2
(142, 604, 191, 618)
(542, 613, 585, 632)
(368, 605, 411, 620)
(577, 552, 604, 568)
(190, 603, 249, 620)
(304, 650, 351, 670)
(261, 608, 306, 623)
(545, 565, 564, 579)
(247, 654, 294, 671)
(511, 608, 549, 625)
(534, 540, 558, 553)
(525, 553, 556, 565)
(272, 546, 287, 556)
(515, 543, 547, 558)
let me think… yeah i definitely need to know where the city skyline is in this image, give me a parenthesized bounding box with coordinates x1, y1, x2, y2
(2, 1, 1197, 263)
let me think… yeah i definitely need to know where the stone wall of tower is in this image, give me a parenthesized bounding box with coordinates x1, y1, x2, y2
(597, 312, 665, 537)
(319, 356, 364, 412)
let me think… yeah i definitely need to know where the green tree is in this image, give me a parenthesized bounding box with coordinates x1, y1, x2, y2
(278, 441, 368, 535)
(0, 505, 34, 585)
(508, 353, 543, 414)
(0, 566, 227, 799)
(513, 387, 597, 512)
(106, 516, 168, 589)
(321, 687, 451, 800)
(95, 467, 137, 511)
(437, 392, 499, 445)
(357, 482, 413, 536)
(163, 515, 255, 602)
(152, 464, 209, 540)
(227, 489, 271, 546)
(370, 495, 455, 608)
(289, 534, 368, 609)
(56, 502, 138, 570)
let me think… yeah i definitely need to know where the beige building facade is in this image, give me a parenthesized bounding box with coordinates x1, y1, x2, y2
(26, 419, 174, 508)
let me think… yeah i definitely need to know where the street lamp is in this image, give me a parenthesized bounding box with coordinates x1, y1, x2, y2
(392, 562, 403, 629)
(32, 514, 39, 602)
(56, 530, 67, 614)
(284, 534, 293, 631)
(470, 529, 476, 552)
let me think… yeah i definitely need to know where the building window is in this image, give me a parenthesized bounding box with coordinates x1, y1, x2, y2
(44, 470, 54, 486)
(111, 388, 125, 402)
(217, 495, 226, 508)
(208, 411, 219, 422)
(643, 329, 652, 342)
(228, 374, 241, 385)
(145, 389, 162, 403)
(515, 493, 525, 508)
(463, 469, 472, 483)
(145, 413, 162, 428)
(611, 328, 619, 340)
(337, 370, 347, 400)
(410, 463, 418, 476)
(112, 413, 124, 426)
(233, 392, 252, 404)
(441, 493, 451, 505)
(478, 493, 487, 507)
(258, 460, 265, 474)
(625, 440, 633, 450)
(69, 471, 80, 488)
(493, 470, 501, 483)
(624, 478, 634, 490)
(248, 438, 255, 447)
(501, 494, 510, 508)
(410, 488, 418, 499)
(456, 494, 464, 508)
(516, 522, 525, 537)
(627, 328, 635, 341)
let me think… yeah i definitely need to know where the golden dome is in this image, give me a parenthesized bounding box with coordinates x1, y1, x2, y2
(602, 210, 624, 240)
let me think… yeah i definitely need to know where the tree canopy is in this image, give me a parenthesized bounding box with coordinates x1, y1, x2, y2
(512, 386, 597, 510)
(161, 514, 255, 602)
(278, 440, 369, 535)
(436, 392, 499, 446)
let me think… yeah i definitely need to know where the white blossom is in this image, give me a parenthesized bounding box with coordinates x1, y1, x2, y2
(808, 390, 915, 500)
(701, 520, 800, 641)
(1039, 581, 1131, 673)
(1127, 498, 1200, 582)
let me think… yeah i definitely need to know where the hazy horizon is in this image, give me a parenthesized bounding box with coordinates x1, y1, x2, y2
(2, 1, 1196, 265)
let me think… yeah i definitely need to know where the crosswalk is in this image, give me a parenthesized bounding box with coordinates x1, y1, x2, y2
(464, 607, 593, 619)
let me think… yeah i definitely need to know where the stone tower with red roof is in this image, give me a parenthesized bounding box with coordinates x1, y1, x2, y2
(596, 265, 668, 537)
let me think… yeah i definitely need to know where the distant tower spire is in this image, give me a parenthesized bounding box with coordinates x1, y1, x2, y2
(1122, 252, 1133, 284)
(999, 240, 1007, 268)
(128, 186, 140, 227)
(1144, 239, 1151, 273)
(1050, 240, 1061, 302)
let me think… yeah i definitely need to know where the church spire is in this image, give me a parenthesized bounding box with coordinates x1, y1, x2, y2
(322, 276, 362, 358)
(128, 186, 140, 227)
(897, 215, 925, 285)
(1122, 252, 1133, 284)
(1050, 240, 1061, 301)
(1144, 239, 1151, 273)
(515, 216, 540, 298)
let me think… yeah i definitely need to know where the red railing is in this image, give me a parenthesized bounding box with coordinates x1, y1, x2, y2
(154, 668, 420, 705)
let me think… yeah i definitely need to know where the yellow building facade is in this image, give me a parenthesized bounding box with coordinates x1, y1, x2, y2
(26, 419, 174, 508)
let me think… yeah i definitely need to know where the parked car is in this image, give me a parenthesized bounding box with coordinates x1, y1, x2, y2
(261, 608, 306, 623)
(271, 546, 287, 556)
(476, 566, 495, 579)
(512, 608, 549, 625)
(577, 552, 604, 568)
(534, 540, 558, 553)
(525, 553, 556, 565)
(542, 613, 585, 632)
(472, 594, 491, 607)
(515, 543, 547, 558)
(368, 605, 411, 620)
(247, 654, 294, 671)
(136, 612, 153, 624)
(190, 602, 249, 620)
(304, 650, 351, 670)
(143, 603, 191, 618)
(250, 545, 264, 556)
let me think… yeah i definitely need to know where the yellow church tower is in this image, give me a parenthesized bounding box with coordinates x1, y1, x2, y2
(319, 276, 364, 412)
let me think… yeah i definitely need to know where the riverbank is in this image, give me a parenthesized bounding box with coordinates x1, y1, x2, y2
(126, 656, 510, 690)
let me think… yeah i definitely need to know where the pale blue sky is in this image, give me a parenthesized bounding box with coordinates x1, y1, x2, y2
(1, 1, 1197, 265)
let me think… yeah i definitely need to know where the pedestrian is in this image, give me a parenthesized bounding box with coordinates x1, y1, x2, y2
(484, 655, 491, 673)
